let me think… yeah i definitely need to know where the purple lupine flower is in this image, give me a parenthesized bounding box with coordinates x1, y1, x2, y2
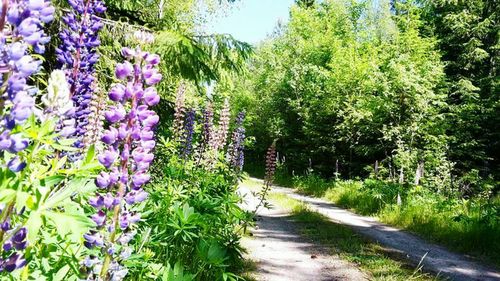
(1, 220, 10, 232)
(96, 172, 111, 188)
(84, 232, 104, 248)
(172, 83, 186, 140)
(115, 62, 133, 79)
(143, 87, 160, 106)
(11, 228, 27, 250)
(195, 102, 214, 163)
(180, 109, 195, 159)
(89, 195, 105, 209)
(85, 47, 161, 280)
(98, 149, 118, 168)
(210, 99, 231, 152)
(7, 157, 27, 172)
(91, 210, 106, 226)
(2, 253, 27, 273)
(56, 0, 106, 149)
(0, 0, 54, 161)
(0, 227, 28, 272)
(228, 112, 246, 171)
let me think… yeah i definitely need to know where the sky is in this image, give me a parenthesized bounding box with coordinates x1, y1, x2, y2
(207, 0, 295, 44)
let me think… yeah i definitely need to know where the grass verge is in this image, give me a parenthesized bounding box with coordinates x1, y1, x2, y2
(267, 192, 441, 281)
(288, 175, 500, 267)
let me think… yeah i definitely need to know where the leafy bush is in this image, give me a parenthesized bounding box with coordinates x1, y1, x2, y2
(143, 153, 247, 280)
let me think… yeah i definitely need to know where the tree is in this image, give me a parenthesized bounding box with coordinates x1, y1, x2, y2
(421, 0, 499, 191)
(233, 0, 449, 188)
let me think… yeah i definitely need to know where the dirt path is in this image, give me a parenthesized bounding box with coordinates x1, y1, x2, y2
(239, 186, 368, 281)
(246, 178, 500, 281)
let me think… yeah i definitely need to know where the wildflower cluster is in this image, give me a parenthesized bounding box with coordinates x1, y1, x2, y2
(0, 1, 54, 273)
(0, 1, 164, 279)
(173, 92, 247, 172)
(0, 216, 28, 273)
(84, 47, 161, 280)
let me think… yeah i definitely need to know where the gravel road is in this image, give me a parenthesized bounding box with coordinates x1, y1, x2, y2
(239, 186, 368, 281)
(245, 178, 500, 281)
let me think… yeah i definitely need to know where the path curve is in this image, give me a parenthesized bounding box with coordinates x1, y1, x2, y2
(249, 178, 500, 281)
(239, 186, 368, 281)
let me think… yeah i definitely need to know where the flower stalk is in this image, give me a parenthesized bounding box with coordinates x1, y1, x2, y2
(56, 0, 106, 148)
(84, 47, 161, 281)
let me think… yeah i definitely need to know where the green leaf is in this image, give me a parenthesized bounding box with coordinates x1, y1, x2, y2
(26, 212, 42, 245)
(83, 145, 96, 165)
(43, 178, 96, 210)
(0, 189, 16, 204)
(16, 191, 31, 212)
(51, 144, 79, 152)
(44, 211, 95, 242)
(39, 176, 65, 189)
(53, 265, 70, 281)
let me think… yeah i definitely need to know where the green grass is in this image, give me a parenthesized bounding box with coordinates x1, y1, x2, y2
(241, 177, 263, 191)
(268, 192, 441, 281)
(238, 259, 259, 281)
(291, 176, 500, 268)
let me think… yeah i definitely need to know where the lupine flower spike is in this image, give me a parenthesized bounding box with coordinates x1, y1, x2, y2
(195, 102, 214, 163)
(228, 112, 246, 171)
(181, 109, 195, 159)
(83, 87, 107, 148)
(84, 47, 161, 281)
(265, 142, 277, 183)
(56, 0, 106, 148)
(42, 70, 76, 137)
(201, 102, 214, 148)
(254, 142, 277, 213)
(172, 83, 186, 141)
(213, 98, 230, 151)
(0, 0, 54, 160)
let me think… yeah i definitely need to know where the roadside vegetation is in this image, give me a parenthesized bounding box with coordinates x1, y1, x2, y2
(275, 174, 500, 267)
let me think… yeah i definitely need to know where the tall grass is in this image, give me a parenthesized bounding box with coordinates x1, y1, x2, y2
(292, 175, 500, 267)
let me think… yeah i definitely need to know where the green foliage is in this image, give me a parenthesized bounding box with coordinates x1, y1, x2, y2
(127, 137, 249, 281)
(153, 31, 252, 86)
